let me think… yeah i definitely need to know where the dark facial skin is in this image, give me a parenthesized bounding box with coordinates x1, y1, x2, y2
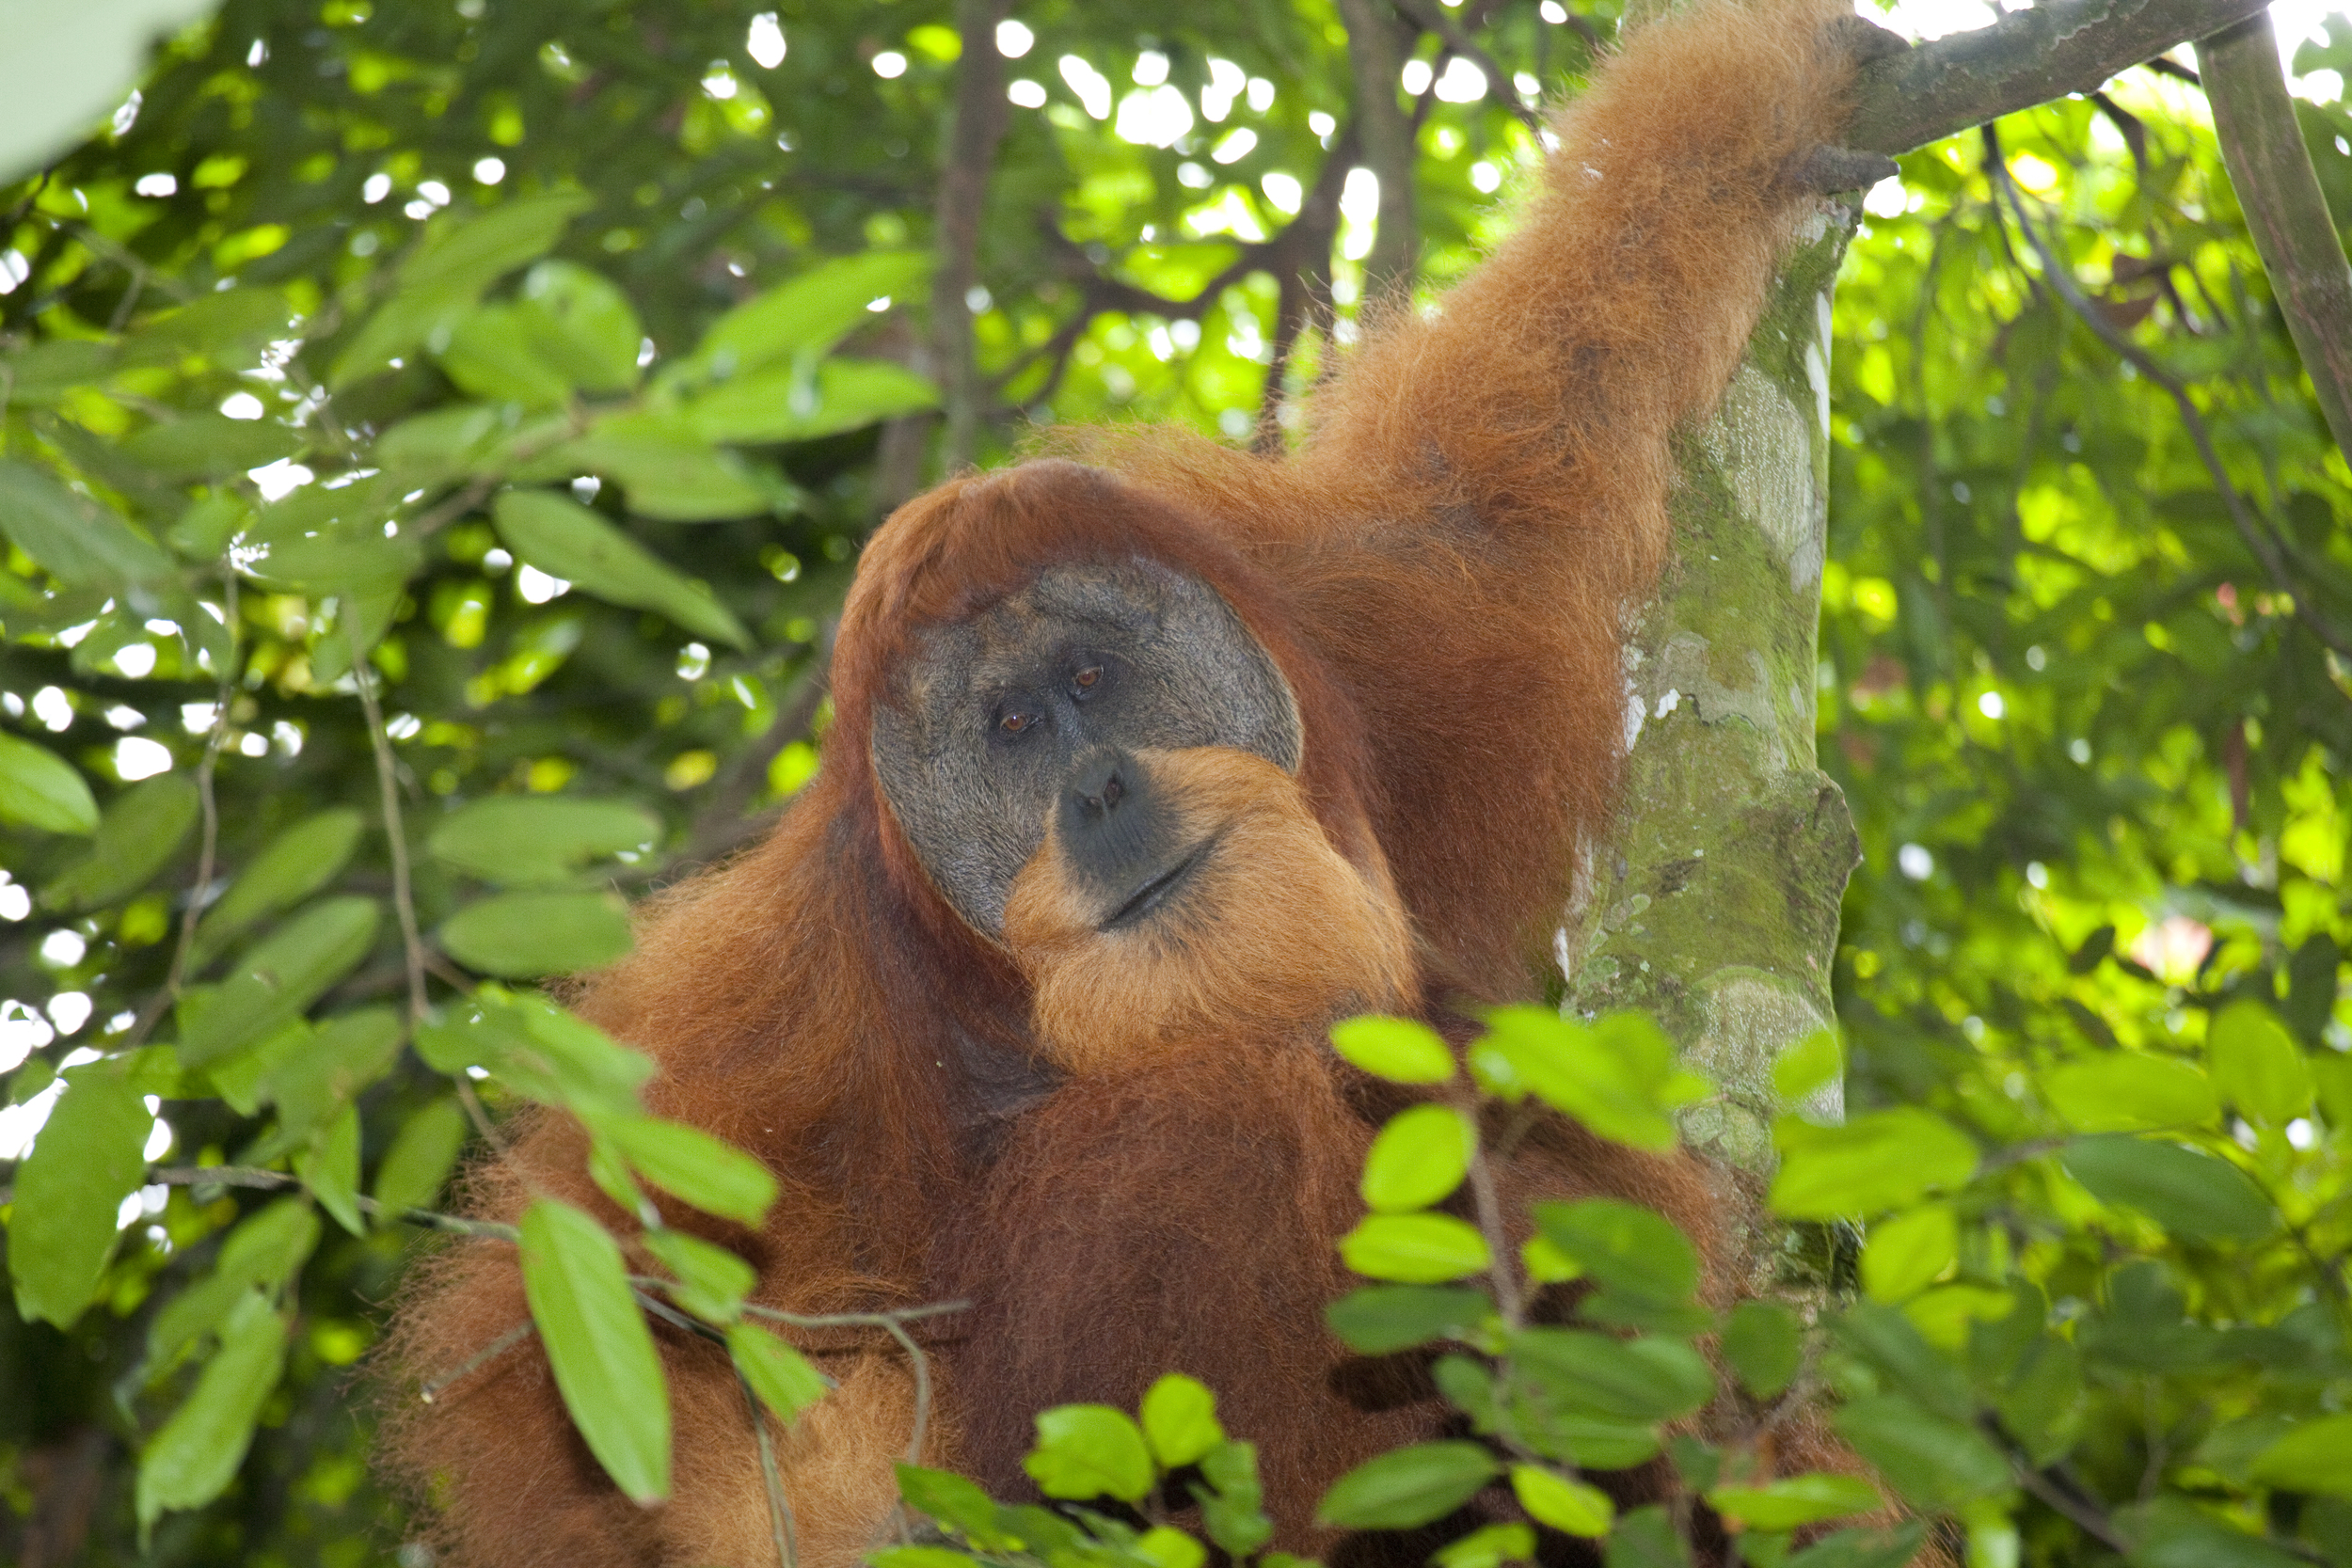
(871, 559, 1302, 938)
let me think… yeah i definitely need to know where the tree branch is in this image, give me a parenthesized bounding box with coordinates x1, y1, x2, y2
(1986, 126, 2352, 660)
(2199, 12, 2352, 467)
(930, 0, 1014, 474)
(1257, 126, 1359, 451)
(1335, 0, 1421, 300)
(1848, 0, 2269, 155)
(1391, 0, 1546, 133)
(148, 1164, 519, 1240)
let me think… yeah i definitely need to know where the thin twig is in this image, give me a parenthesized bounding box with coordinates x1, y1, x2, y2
(421, 1321, 537, 1402)
(1986, 127, 2352, 661)
(348, 619, 430, 1022)
(681, 624, 839, 865)
(1460, 1100, 1527, 1334)
(122, 572, 238, 1052)
(147, 1164, 520, 1239)
(741, 1374, 801, 1568)
(1391, 0, 1547, 131)
(878, 1313, 933, 1467)
(2013, 1463, 2132, 1553)
(739, 1299, 969, 1331)
(633, 1285, 729, 1343)
(405, 477, 497, 540)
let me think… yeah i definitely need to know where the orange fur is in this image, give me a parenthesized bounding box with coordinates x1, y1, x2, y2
(1005, 747, 1416, 1075)
(375, 9, 1863, 1566)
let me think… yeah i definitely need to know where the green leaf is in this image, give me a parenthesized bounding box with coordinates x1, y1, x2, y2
(143, 1196, 318, 1375)
(7, 1062, 151, 1326)
(1024, 1403, 1155, 1504)
(135, 1289, 289, 1531)
(2042, 1054, 2218, 1132)
(1314, 1440, 1501, 1529)
(682, 357, 939, 444)
(644, 1228, 756, 1322)
(119, 414, 303, 479)
(517, 1198, 671, 1502)
(1769, 1108, 1979, 1219)
(132, 287, 300, 366)
(1772, 1030, 1844, 1105)
(437, 303, 577, 408)
(174, 895, 380, 1065)
(1532, 1197, 1699, 1307)
(869, 1548, 981, 1568)
(1195, 1440, 1274, 1556)
(166, 494, 250, 560)
(538, 412, 782, 520)
(1511, 1464, 1613, 1537)
(674, 250, 934, 384)
(589, 1114, 777, 1227)
(1858, 1203, 1957, 1302)
(0, 458, 173, 586)
(1831, 1394, 2010, 1510)
(1604, 1506, 1692, 1568)
(1433, 1522, 1537, 1568)
(331, 191, 595, 385)
(1339, 1212, 1491, 1283)
(1707, 1474, 1881, 1531)
(262, 1006, 404, 1140)
(896, 1465, 1011, 1542)
(0, 729, 100, 834)
(519, 261, 644, 391)
(247, 526, 422, 596)
(296, 1101, 365, 1235)
(1512, 1327, 1716, 1422)
(1136, 1527, 1208, 1568)
(1328, 1015, 1455, 1083)
(1720, 1300, 1804, 1400)
(1992, 1334, 2084, 1467)
(728, 1320, 831, 1423)
(2061, 1135, 2276, 1242)
(309, 586, 404, 684)
(41, 773, 199, 911)
(2116, 1496, 2307, 1568)
(372, 1097, 469, 1217)
(2247, 1412, 2352, 1497)
(0, 340, 117, 404)
(374, 403, 513, 483)
(1325, 1284, 1494, 1354)
(414, 993, 652, 1117)
(491, 491, 749, 648)
(190, 808, 367, 966)
(427, 792, 661, 888)
(439, 889, 634, 978)
(1360, 1103, 1475, 1212)
(2205, 1000, 2312, 1125)
(1140, 1373, 1224, 1469)
(1780, 1522, 1929, 1568)
(1469, 1007, 1708, 1152)
(1832, 1301, 1972, 1420)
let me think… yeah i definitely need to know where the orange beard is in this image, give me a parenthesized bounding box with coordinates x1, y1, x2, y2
(1003, 746, 1417, 1076)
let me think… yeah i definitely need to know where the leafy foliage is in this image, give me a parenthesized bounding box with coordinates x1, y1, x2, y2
(0, 1, 2347, 1566)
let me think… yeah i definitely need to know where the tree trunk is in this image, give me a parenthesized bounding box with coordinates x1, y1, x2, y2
(1557, 206, 1859, 1172)
(1555, 0, 2273, 1174)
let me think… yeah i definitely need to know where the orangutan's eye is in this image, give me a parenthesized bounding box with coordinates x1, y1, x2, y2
(1073, 666, 1103, 695)
(999, 709, 1040, 736)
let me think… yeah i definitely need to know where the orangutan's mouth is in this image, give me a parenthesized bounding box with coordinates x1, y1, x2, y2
(1100, 838, 1216, 931)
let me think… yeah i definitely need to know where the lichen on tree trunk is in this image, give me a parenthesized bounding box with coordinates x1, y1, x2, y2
(1556, 201, 1863, 1175)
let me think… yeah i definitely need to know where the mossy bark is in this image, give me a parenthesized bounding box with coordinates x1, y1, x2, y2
(1556, 202, 1862, 1174)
